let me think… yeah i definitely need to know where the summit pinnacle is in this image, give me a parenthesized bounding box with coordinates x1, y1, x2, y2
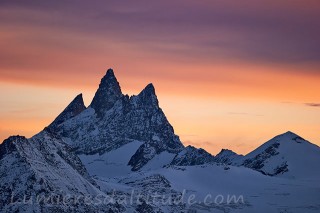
(90, 68, 123, 115)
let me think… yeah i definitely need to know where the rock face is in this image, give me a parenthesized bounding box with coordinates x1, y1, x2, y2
(90, 69, 122, 115)
(0, 130, 118, 213)
(214, 149, 243, 165)
(52, 69, 184, 171)
(170, 145, 215, 166)
(49, 94, 86, 129)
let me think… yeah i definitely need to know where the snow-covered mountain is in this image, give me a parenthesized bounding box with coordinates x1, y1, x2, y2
(1, 69, 320, 212)
(234, 131, 320, 179)
(169, 145, 215, 166)
(48, 94, 86, 129)
(48, 69, 215, 172)
(49, 69, 185, 171)
(214, 149, 243, 165)
(0, 130, 121, 212)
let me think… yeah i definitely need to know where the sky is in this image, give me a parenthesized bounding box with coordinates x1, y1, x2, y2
(0, 0, 319, 155)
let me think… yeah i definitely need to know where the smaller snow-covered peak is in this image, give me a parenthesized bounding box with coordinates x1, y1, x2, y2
(215, 149, 241, 158)
(239, 131, 320, 177)
(217, 149, 236, 155)
(279, 131, 300, 138)
(184, 145, 208, 154)
(214, 149, 243, 165)
(271, 131, 308, 145)
(169, 145, 215, 166)
(283, 130, 296, 135)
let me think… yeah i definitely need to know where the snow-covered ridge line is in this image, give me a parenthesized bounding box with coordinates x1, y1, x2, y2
(1, 69, 320, 212)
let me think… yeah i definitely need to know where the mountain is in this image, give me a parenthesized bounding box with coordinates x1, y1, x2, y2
(169, 145, 215, 166)
(49, 69, 186, 171)
(1, 69, 320, 212)
(0, 130, 120, 212)
(214, 149, 243, 165)
(89, 69, 122, 116)
(235, 131, 320, 178)
(49, 94, 86, 129)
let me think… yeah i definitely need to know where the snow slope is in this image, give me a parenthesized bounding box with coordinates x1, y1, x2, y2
(0, 130, 120, 212)
(112, 164, 320, 213)
(79, 140, 143, 178)
(235, 131, 320, 179)
(160, 165, 320, 213)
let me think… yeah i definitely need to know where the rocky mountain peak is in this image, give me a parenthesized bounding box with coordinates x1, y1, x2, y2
(0, 136, 26, 160)
(105, 68, 116, 78)
(217, 149, 238, 156)
(214, 149, 243, 165)
(135, 83, 159, 108)
(90, 68, 123, 115)
(49, 93, 86, 128)
(169, 145, 215, 166)
(141, 83, 155, 94)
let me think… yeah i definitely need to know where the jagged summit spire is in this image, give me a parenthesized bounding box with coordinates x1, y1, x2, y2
(105, 68, 115, 79)
(74, 93, 85, 104)
(90, 69, 123, 115)
(141, 83, 155, 94)
(49, 93, 86, 128)
(136, 83, 159, 108)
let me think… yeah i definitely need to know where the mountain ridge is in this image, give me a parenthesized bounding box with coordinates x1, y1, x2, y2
(1, 69, 320, 212)
(48, 69, 186, 171)
(45, 69, 320, 175)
